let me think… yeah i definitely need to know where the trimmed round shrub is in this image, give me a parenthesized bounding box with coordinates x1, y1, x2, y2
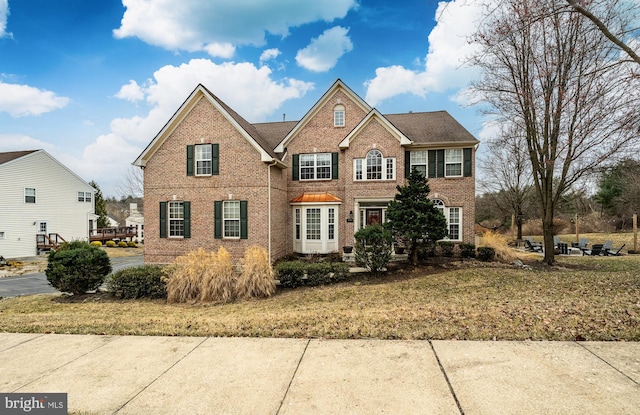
(117, 241, 128, 248)
(90, 241, 103, 247)
(438, 241, 455, 257)
(107, 265, 166, 299)
(459, 243, 476, 259)
(46, 243, 112, 295)
(105, 240, 117, 247)
(477, 246, 496, 262)
(127, 241, 137, 248)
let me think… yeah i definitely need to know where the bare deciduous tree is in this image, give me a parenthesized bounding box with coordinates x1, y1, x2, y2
(480, 123, 534, 239)
(471, 0, 640, 264)
(115, 165, 144, 199)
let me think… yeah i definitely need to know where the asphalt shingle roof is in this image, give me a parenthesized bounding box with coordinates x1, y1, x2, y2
(0, 150, 38, 166)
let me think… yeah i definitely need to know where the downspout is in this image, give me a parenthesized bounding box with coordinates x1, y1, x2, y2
(267, 160, 278, 263)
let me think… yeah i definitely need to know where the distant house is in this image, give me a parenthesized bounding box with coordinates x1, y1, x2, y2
(134, 79, 478, 264)
(0, 150, 97, 258)
(125, 203, 144, 242)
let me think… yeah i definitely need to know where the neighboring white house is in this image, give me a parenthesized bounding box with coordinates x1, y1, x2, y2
(125, 203, 144, 242)
(0, 150, 97, 258)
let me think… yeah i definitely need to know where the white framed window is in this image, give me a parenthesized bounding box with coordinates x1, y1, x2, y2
(410, 150, 428, 177)
(328, 208, 335, 240)
(445, 149, 463, 177)
(306, 208, 321, 240)
(195, 144, 212, 176)
(168, 201, 184, 237)
(77, 191, 92, 202)
(300, 153, 332, 180)
(295, 208, 301, 240)
(354, 150, 395, 181)
(433, 199, 462, 241)
(223, 201, 241, 238)
(25, 188, 36, 204)
(334, 104, 345, 127)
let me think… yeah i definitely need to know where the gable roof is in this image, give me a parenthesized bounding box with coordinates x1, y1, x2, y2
(0, 150, 38, 166)
(385, 111, 478, 146)
(339, 109, 412, 149)
(274, 79, 372, 153)
(0, 149, 95, 189)
(133, 84, 285, 168)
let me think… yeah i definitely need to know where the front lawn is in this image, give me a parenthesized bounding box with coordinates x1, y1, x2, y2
(1, 255, 638, 341)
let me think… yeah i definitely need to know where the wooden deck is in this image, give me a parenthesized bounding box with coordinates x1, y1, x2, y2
(36, 233, 66, 253)
(90, 226, 137, 242)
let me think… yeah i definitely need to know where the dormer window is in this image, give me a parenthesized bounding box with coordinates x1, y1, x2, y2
(334, 104, 345, 127)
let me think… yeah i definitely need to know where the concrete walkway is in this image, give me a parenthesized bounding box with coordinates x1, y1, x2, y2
(0, 334, 638, 415)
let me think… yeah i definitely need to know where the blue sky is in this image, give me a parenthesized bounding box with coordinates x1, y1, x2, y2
(0, 0, 487, 197)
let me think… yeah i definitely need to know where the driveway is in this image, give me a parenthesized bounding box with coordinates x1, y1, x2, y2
(0, 255, 144, 299)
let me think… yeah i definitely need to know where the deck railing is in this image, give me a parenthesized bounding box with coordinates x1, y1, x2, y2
(89, 226, 137, 242)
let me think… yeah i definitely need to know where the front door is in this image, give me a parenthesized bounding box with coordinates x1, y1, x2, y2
(37, 221, 48, 235)
(366, 209, 382, 226)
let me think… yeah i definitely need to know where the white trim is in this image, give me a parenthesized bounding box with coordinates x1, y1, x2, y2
(339, 109, 412, 149)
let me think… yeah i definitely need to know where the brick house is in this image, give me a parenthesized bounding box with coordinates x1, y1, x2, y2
(134, 79, 478, 263)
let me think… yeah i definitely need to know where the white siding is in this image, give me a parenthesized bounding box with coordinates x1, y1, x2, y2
(0, 151, 95, 258)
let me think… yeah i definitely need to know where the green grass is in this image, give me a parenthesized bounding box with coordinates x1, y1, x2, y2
(1, 255, 638, 341)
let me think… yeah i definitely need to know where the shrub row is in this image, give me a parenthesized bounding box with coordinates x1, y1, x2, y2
(276, 261, 350, 288)
(107, 265, 166, 299)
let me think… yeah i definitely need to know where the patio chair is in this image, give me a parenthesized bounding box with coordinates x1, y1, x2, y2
(604, 243, 625, 256)
(583, 244, 604, 256)
(524, 237, 543, 253)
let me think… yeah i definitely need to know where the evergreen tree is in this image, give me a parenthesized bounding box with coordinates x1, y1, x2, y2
(89, 180, 110, 228)
(385, 169, 448, 265)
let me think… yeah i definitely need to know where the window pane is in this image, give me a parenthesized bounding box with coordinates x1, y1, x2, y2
(355, 159, 363, 180)
(328, 208, 335, 240)
(366, 150, 382, 180)
(78, 192, 84, 202)
(223, 201, 240, 219)
(224, 220, 240, 238)
(316, 153, 331, 179)
(223, 201, 240, 238)
(445, 149, 462, 177)
(386, 158, 395, 180)
(411, 151, 427, 164)
(195, 145, 212, 175)
(295, 208, 301, 240)
(300, 154, 315, 180)
(306, 208, 321, 240)
(168, 201, 184, 237)
(25, 188, 36, 203)
(85, 193, 92, 203)
(334, 110, 345, 127)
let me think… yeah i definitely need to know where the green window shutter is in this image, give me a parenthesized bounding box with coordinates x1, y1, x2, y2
(428, 150, 437, 178)
(186, 145, 194, 176)
(183, 201, 191, 239)
(212, 144, 219, 175)
(159, 202, 167, 238)
(292, 154, 299, 181)
(463, 148, 472, 177)
(214, 201, 222, 239)
(404, 151, 411, 178)
(437, 149, 445, 178)
(331, 152, 339, 180)
(240, 201, 248, 239)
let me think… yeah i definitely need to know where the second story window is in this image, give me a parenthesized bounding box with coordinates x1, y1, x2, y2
(300, 153, 332, 180)
(334, 104, 345, 127)
(410, 151, 428, 177)
(78, 191, 92, 202)
(445, 149, 463, 177)
(196, 144, 212, 176)
(25, 188, 36, 204)
(354, 150, 395, 181)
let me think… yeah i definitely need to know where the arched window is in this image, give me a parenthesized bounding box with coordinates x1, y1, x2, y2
(334, 104, 345, 127)
(432, 198, 461, 241)
(354, 149, 396, 181)
(366, 150, 382, 180)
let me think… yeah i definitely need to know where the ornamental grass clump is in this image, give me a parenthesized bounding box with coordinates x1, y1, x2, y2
(479, 231, 516, 262)
(199, 247, 236, 303)
(236, 246, 275, 299)
(165, 247, 237, 304)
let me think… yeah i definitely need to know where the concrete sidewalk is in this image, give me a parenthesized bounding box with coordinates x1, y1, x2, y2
(0, 334, 638, 414)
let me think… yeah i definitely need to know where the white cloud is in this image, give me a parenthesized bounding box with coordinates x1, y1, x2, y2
(115, 80, 145, 103)
(0, 82, 69, 117)
(260, 48, 281, 65)
(0, 134, 55, 152)
(0, 0, 10, 38)
(113, 0, 358, 57)
(364, 0, 484, 106)
(296, 26, 353, 72)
